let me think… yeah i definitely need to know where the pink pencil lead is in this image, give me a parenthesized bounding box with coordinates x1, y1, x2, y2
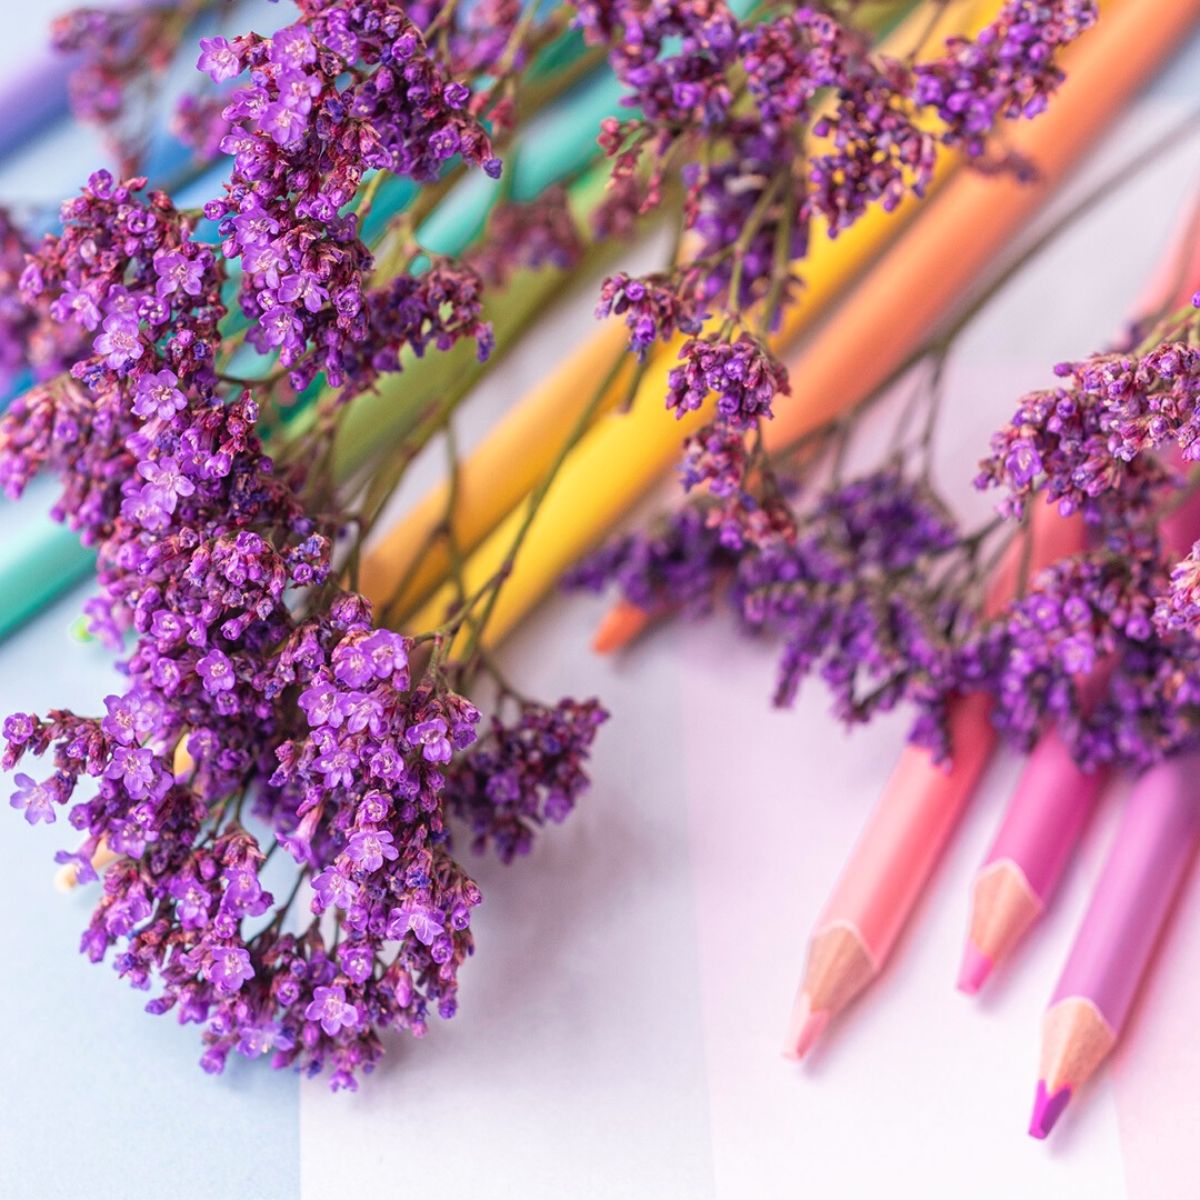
(956, 942, 993, 996)
(1028, 1080, 1072, 1140)
(781, 992, 828, 1061)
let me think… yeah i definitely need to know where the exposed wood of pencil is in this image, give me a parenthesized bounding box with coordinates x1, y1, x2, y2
(783, 922, 875, 1060)
(591, 596, 656, 654)
(964, 860, 1042, 969)
(1029, 997, 1117, 1138)
(1039, 997, 1117, 1095)
(591, 0, 1195, 653)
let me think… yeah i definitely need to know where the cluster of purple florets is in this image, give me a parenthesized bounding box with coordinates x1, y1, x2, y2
(0, 171, 223, 534)
(0, 152, 603, 1084)
(363, 261, 493, 373)
(666, 334, 788, 429)
(447, 699, 609, 863)
(914, 1, 1099, 157)
(198, 4, 499, 393)
(470, 185, 585, 289)
(0, 211, 43, 393)
(979, 343, 1200, 523)
(52, 4, 195, 174)
(968, 293, 1200, 765)
(732, 470, 962, 731)
(595, 271, 707, 358)
(577, 284, 1200, 768)
(570, 466, 965, 736)
(583, 0, 1096, 448)
(564, 503, 735, 616)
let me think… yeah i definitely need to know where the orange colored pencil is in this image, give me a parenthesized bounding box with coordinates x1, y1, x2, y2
(591, 596, 661, 654)
(597, 0, 1199, 653)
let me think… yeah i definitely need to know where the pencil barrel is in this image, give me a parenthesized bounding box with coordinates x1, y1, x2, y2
(982, 731, 1107, 904)
(820, 691, 997, 960)
(1051, 755, 1200, 1030)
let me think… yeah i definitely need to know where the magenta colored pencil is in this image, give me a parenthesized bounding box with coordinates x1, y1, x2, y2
(958, 726, 1109, 995)
(1029, 754, 1200, 1139)
(959, 484, 1200, 996)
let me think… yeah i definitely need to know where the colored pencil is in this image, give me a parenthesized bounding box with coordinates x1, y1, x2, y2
(591, 596, 664, 655)
(361, 0, 981, 623)
(0, 36, 620, 641)
(0, 500, 99, 640)
(402, 0, 1002, 649)
(1029, 753, 1200, 1139)
(957, 718, 1110, 996)
(782, 504, 1085, 1059)
(958, 223, 1200, 996)
(358, 321, 635, 623)
(589, 0, 1198, 655)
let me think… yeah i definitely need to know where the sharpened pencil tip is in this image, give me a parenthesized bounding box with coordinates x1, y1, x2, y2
(956, 942, 994, 996)
(1028, 1080, 1072, 1139)
(782, 991, 829, 1060)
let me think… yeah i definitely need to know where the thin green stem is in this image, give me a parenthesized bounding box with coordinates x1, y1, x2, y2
(455, 347, 632, 668)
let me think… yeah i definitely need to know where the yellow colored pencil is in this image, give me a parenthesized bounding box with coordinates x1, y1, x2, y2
(360, 320, 634, 622)
(401, 0, 1012, 649)
(361, 0, 991, 624)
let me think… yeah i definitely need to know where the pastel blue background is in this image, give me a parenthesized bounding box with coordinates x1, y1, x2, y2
(0, 6, 299, 1200)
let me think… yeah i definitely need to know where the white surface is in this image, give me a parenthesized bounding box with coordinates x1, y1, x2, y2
(302, 40, 1200, 1200)
(2, 9, 1200, 1200)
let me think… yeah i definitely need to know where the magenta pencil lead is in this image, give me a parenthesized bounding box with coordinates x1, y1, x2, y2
(1028, 756, 1200, 1139)
(1028, 1081, 1072, 1141)
(955, 942, 994, 997)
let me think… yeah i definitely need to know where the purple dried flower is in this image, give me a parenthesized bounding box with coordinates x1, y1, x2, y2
(10, 773, 58, 825)
(447, 699, 609, 863)
(206, 946, 255, 995)
(597, 271, 707, 358)
(305, 985, 360, 1036)
(52, 5, 199, 173)
(666, 335, 788, 430)
(469, 185, 584, 289)
(197, 36, 243, 84)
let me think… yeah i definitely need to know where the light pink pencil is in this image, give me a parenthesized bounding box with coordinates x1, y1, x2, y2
(1029, 753, 1200, 1138)
(783, 505, 1084, 1059)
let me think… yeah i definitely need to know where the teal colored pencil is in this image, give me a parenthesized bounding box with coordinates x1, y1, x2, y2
(0, 41, 613, 641)
(0, 507, 97, 639)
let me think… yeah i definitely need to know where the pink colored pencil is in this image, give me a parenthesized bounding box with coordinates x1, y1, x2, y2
(1029, 753, 1200, 1139)
(783, 504, 1084, 1059)
(957, 711, 1110, 995)
(958, 229, 1200, 996)
(959, 490, 1200, 995)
